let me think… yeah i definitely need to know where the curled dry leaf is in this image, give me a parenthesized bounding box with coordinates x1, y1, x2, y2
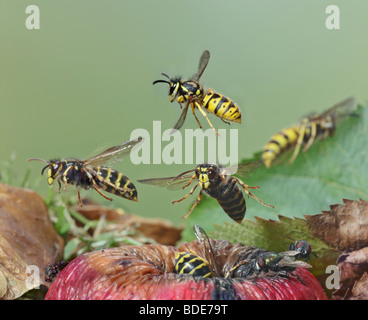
(73, 203, 182, 246)
(305, 199, 368, 252)
(0, 183, 64, 299)
(333, 247, 368, 300)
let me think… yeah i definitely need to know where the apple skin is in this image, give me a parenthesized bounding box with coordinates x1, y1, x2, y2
(45, 241, 327, 300)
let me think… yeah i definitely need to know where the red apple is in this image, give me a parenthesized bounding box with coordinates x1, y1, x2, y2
(45, 240, 327, 300)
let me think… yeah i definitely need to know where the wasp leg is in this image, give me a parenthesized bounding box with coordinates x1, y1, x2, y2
(220, 117, 231, 125)
(77, 190, 83, 207)
(302, 121, 317, 153)
(91, 179, 113, 202)
(271, 147, 294, 167)
(57, 180, 62, 193)
(62, 179, 68, 191)
(287, 123, 307, 165)
(232, 177, 259, 190)
(62, 165, 74, 191)
(234, 177, 274, 208)
(172, 183, 199, 204)
(182, 190, 203, 220)
(188, 98, 203, 129)
(194, 101, 219, 136)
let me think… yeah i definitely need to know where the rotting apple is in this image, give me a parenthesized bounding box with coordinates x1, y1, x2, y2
(45, 240, 327, 300)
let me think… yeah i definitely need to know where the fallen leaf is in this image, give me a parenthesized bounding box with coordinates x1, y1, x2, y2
(332, 247, 368, 300)
(0, 183, 64, 299)
(74, 203, 182, 246)
(306, 199, 368, 251)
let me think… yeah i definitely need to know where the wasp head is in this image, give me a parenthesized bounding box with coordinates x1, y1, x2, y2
(195, 164, 219, 190)
(28, 158, 63, 186)
(153, 73, 182, 103)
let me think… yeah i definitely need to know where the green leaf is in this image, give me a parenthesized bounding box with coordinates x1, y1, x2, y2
(63, 238, 80, 260)
(54, 206, 71, 235)
(181, 104, 368, 242)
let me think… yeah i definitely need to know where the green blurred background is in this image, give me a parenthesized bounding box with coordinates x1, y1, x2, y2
(1, 1, 367, 226)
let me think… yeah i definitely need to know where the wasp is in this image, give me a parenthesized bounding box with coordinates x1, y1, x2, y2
(28, 138, 142, 206)
(138, 162, 273, 224)
(226, 250, 311, 279)
(174, 225, 220, 278)
(287, 237, 318, 262)
(262, 97, 356, 168)
(153, 50, 242, 136)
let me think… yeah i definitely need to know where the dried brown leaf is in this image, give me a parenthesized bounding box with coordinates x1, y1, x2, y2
(332, 247, 368, 300)
(74, 203, 182, 246)
(305, 199, 368, 251)
(0, 183, 64, 299)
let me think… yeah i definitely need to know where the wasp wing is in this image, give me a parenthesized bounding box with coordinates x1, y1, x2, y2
(193, 225, 220, 277)
(190, 50, 210, 82)
(138, 173, 195, 191)
(171, 102, 190, 132)
(222, 160, 263, 178)
(318, 97, 356, 123)
(84, 137, 143, 167)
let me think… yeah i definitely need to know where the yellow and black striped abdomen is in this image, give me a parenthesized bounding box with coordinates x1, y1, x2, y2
(215, 178, 246, 224)
(92, 166, 138, 201)
(174, 252, 212, 278)
(262, 125, 300, 168)
(202, 88, 241, 123)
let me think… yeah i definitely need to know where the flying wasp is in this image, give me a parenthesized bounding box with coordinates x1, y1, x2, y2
(174, 225, 220, 278)
(153, 50, 242, 136)
(287, 236, 318, 262)
(138, 162, 274, 224)
(262, 97, 356, 168)
(28, 138, 142, 206)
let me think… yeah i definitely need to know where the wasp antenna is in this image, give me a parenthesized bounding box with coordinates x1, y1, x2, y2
(41, 164, 52, 175)
(161, 72, 171, 80)
(152, 79, 170, 85)
(172, 169, 195, 182)
(27, 158, 48, 163)
(152, 72, 172, 85)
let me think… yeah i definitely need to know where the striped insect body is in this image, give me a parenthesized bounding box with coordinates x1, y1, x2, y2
(174, 252, 212, 278)
(138, 163, 273, 224)
(28, 138, 142, 206)
(153, 50, 242, 135)
(262, 97, 356, 168)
